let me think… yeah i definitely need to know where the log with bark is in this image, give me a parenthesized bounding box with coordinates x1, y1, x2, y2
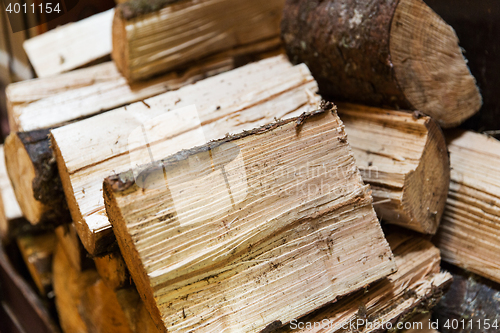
(275, 230, 452, 332)
(432, 264, 500, 333)
(103, 107, 396, 332)
(112, 0, 284, 81)
(4, 57, 233, 225)
(433, 130, 500, 284)
(339, 103, 449, 234)
(51, 55, 320, 256)
(281, 0, 482, 128)
(16, 232, 56, 297)
(23, 9, 114, 78)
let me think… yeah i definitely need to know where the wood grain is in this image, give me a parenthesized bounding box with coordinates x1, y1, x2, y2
(104, 108, 396, 332)
(339, 103, 449, 234)
(51, 55, 319, 255)
(112, 0, 285, 81)
(433, 131, 500, 283)
(275, 230, 451, 332)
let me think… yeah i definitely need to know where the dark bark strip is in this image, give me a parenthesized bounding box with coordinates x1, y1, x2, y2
(281, 0, 411, 109)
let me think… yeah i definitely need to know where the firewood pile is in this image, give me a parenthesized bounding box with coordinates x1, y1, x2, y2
(0, 0, 498, 332)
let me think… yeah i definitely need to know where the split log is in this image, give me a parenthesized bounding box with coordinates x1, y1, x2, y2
(275, 230, 452, 332)
(6, 58, 233, 132)
(80, 284, 160, 333)
(54, 223, 93, 272)
(4, 129, 70, 225)
(112, 0, 284, 81)
(16, 232, 56, 296)
(103, 107, 396, 332)
(4, 58, 233, 226)
(281, 0, 482, 128)
(0, 145, 35, 242)
(51, 55, 319, 256)
(403, 313, 440, 333)
(432, 265, 500, 333)
(52, 244, 99, 333)
(94, 251, 130, 290)
(433, 130, 500, 283)
(23, 9, 114, 78)
(339, 103, 449, 234)
(425, 0, 500, 138)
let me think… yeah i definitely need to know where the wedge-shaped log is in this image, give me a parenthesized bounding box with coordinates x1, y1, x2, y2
(276, 230, 451, 332)
(103, 108, 396, 332)
(112, 0, 284, 81)
(51, 55, 319, 255)
(23, 9, 114, 78)
(433, 265, 500, 333)
(5, 58, 232, 225)
(433, 131, 500, 283)
(339, 103, 449, 234)
(281, 0, 482, 127)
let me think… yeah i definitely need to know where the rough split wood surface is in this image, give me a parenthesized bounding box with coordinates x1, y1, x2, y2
(50, 56, 319, 256)
(4, 57, 233, 226)
(112, 0, 285, 81)
(433, 131, 500, 283)
(275, 230, 451, 332)
(104, 108, 396, 332)
(339, 103, 449, 234)
(281, 0, 482, 127)
(23, 9, 114, 78)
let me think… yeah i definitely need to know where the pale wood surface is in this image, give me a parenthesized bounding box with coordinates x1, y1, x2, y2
(51, 55, 319, 256)
(55, 223, 93, 272)
(0, 145, 24, 240)
(433, 131, 500, 283)
(104, 109, 396, 332)
(23, 9, 114, 78)
(112, 0, 284, 81)
(276, 231, 451, 332)
(339, 103, 449, 234)
(6, 58, 233, 132)
(16, 232, 56, 296)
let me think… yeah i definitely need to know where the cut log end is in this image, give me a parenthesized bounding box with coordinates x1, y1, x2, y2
(339, 103, 449, 234)
(4, 133, 45, 225)
(390, 0, 482, 128)
(400, 118, 449, 234)
(111, 9, 130, 82)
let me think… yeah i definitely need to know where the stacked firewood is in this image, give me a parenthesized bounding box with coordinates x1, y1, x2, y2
(0, 0, 498, 332)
